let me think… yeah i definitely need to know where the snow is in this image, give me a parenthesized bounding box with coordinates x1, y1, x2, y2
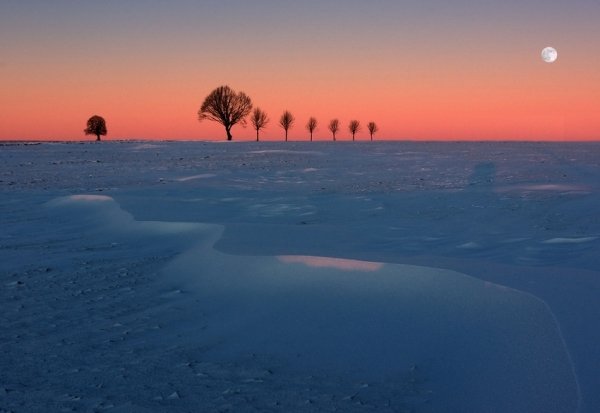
(176, 174, 216, 182)
(2, 140, 600, 412)
(543, 237, 598, 244)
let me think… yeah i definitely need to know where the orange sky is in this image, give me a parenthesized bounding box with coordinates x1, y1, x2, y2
(1, 1, 599, 141)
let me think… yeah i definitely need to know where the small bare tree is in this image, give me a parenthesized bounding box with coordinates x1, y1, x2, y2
(348, 120, 361, 141)
(84, 115, 107, 141)
(306, 117, 318, 141)
(279, 110, 295, 141)
(367, 121, 379, 141)
(198, 85, 252, 141)
(328, 119, 340, 141)
(251, 107, 269, 141)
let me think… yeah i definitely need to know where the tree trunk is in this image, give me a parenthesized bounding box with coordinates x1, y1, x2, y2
(285, 130, 288, 142)
(310, 132, 313, 142)
(226, 126, 232, 141)
(370, 133, 373, 141)
(333, 133, 336, 142)
(352, 133, 355, 141)
(256, 129, 259, 142)
(96, 134, 101, 141)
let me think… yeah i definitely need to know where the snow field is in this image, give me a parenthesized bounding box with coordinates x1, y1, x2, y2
(3, 140, 600, 412)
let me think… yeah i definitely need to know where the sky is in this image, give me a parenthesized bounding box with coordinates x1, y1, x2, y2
(1, 0, 599, 141)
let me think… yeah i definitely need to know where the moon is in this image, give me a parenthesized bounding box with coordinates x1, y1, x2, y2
(541, 47, 558, 63)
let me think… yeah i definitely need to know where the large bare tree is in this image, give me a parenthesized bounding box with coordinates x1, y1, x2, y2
(279, 110, 295, 141)
(348, 120, 361, 141)
(367, 121, 379, 141)
(306, 117, 318, 141)
(198, 85, 252, 141)
(251, 107, 269, 142)
(84, 115, 107, 141)
(328, 119, 340, 141)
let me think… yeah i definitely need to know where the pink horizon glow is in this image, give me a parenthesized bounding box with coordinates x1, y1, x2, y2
(278, 255, 384, 272)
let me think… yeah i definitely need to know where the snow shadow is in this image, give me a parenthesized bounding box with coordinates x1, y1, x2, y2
(47, 194, 580, 412)
(467, 162, 497, 189)
(167, 244, 579, 412)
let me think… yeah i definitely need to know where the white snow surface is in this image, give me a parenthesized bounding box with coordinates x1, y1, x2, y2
(2, 140, 600, 412)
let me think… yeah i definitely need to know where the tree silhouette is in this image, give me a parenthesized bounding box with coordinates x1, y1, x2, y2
(279, 110, 295, 141)
(198, 85, 252, 141)
(306, 117, 318, 141)
(251, 107, 269, 142)
(367, 122, 379, 141)
(328, 119, 340, 141)
(348, 120, 361, 141)
(84, 115, 107, 141)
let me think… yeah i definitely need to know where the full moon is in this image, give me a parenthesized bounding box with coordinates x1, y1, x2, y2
(541, 47, 558, 63)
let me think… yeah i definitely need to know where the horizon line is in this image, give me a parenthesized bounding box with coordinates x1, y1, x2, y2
(2, 138, 599, 144)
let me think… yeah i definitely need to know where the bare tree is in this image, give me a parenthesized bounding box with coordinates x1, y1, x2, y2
(367, 121, 379, 141)
(328, 119, 340, 141)
(306, 117, 318, 141)
(348, 120, 361, 141)
(198, 85, 252, 141)
(251, 107, 269, 141)
(84, 115, 107, 141)
(279, 110, 295, 141)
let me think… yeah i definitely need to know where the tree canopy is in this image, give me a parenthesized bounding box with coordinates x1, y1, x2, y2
(328, 119, 340, 141)
(348, 120, 361, 141)
(306, 117, 318, 141)
(251, 107, 269, 141)
(367, 122, 379, 141)
(279, 110, 295, 141)
(198, 85, 253, 141)
(84, 115, 107, 141)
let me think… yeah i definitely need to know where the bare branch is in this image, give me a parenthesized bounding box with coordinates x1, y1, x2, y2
(328, 119, 339, 141)
(198, 85, 253, 140)
(279, 110, 295, 141)
(348, 120, 361, 141)
(251, 107, 269, 141)
(367, 121, 379, 141)
(306, 117, 317, 141)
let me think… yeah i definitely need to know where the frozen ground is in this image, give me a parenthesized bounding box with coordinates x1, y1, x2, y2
(1, 140, 599, 412)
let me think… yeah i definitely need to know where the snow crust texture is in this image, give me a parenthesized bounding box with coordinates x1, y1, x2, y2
(3, 140, 599, 412)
